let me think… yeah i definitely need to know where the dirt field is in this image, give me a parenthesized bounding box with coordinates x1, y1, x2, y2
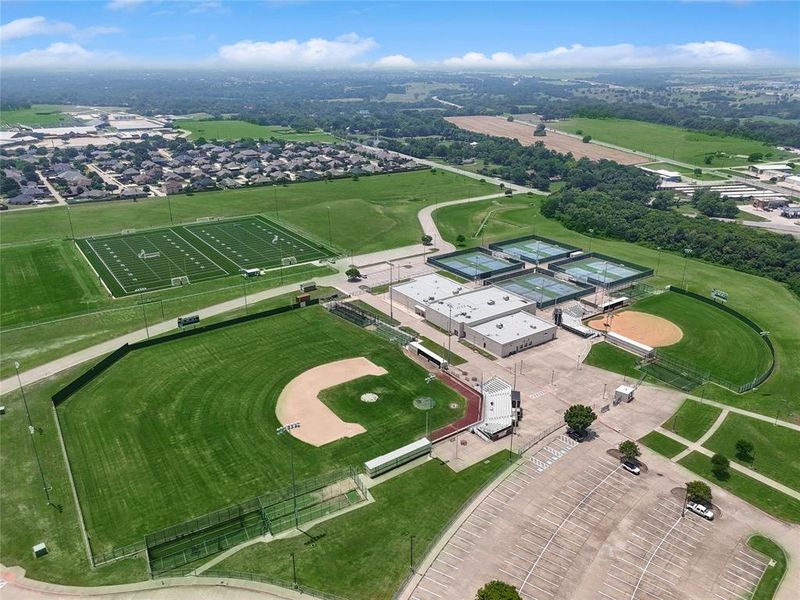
(275, 357, 387, 447)
(587, 311, 683, 347)
(445, 116, 646, 165)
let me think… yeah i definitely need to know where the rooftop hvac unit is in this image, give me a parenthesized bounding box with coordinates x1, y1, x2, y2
(503, 295, 510, 301)
(488, 299, 495, 305)
(496, 323, 504, 329)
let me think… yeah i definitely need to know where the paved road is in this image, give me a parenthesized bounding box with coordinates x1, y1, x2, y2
(36, 170, 66, 206)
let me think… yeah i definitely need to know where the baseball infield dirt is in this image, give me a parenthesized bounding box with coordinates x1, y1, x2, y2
(445, 116, 646, 165)
(588, 311, 683, 347)
(275, 357, 387, 447)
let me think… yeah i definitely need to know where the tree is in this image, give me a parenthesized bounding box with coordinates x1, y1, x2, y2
(456, 234, 466, 246)
(703, 155, 713, 165)
(686, 480, 712, 504)
(748, 152, 764, 162)
(735, 439, 754, 462)
(345, 267, 362, 281)
(693, 168, 702, 177)
(421, 234, 433, 246)
(564, 404, 597, 433)
(506, 116, 515, 122)
(504, 188, 513, 196)
(711, 453, 730, 479)
(534, 123, 547, 137)
(581, 135, 592, 143)
(476, 580, 521, 600)
(618, 440, 641, 461)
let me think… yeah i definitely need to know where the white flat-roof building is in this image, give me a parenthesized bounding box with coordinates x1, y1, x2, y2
(390, 273, 468, 313)
(749, 163, 792, 174)
(475, 377, 517, 440)
(427, 286, 534, 337)
(466, 311, 557, 357)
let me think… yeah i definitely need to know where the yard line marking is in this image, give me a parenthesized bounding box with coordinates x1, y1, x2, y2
(171, 227, 230, 274)
(86, 238, 130, 294)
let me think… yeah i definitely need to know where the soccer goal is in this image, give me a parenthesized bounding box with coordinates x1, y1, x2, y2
(281, 256, 298, 266)
(171, 276, 190, 287)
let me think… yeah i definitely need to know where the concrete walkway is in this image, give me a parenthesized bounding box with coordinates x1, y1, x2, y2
(684, 395, 800, 432)
(657, 423, 800, 501)
(671, 409, 729, 462)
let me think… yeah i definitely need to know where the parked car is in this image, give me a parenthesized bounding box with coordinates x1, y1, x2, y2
(686, 501, 714, 520)
(621, 460, 641, 475)
(567, 429, 587, 443)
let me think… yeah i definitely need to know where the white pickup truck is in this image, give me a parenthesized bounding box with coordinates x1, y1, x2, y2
(686, 501, 714, 520)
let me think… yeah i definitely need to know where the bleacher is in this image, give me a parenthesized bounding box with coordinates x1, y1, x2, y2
(328, 303, 372, 327)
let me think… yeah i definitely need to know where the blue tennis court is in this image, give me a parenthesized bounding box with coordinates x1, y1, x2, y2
(495, 272, 593, 307)
(491, 236, 576, 263)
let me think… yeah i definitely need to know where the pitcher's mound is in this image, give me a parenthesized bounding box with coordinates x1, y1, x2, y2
(588, 311, 683, 347)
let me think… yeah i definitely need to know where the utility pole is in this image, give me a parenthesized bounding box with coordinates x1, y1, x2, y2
(66, 205, 76, 239)
(327, 205, 333, 247)
(447, 304, 453, 358)
(166, 194, 174, 225)
(588, 228, 595, 253)
(274, 185, 279, 219)
(291, 552, 298, 589)
(140, 291, 150, 339)
(655, 246, 662, 275)
(410, 535, 415, 571)
(681, 248, 692, 289)
(242, 276, 249, 315)
(14, 362, 51, 505)
(389, 263, 394, 321)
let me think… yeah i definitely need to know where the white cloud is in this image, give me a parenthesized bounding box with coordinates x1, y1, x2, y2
(1, 42, 117, 68)
(0, 16, 74, 42)
(106, 0, 152, 9)
(217, 33, 377, 67)
(442, 41, 778, 69)
(75, 25, 124, 40)
(375, 54, 416, 69)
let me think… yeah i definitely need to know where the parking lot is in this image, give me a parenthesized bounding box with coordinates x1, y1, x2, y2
(402, 432, 793, 600)
(600, 496, 711, 600)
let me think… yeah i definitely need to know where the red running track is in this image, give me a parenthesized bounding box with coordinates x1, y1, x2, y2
(431, 371, 483, 442)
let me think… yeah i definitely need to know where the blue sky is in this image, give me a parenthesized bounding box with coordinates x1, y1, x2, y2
(1, 1, 798, 69)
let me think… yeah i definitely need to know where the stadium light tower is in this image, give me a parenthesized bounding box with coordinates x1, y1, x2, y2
(14, 362, 51, 505)
(276, 422, 301, 528)
(681, 247, 693, 289)
(587, 228, 595, 253)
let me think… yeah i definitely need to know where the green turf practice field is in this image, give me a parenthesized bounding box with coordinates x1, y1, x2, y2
(632, 292, 771, 386)
(175, 119, 335, 142)
(76, 215, 335, 296)
(554, 118, 791, 167)
(57, 306, 466, 551)
(0, 104, 73, 128)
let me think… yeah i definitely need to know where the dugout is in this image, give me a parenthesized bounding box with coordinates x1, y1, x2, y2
(364, 438, 432, 478)
(427, 247, 523, 281)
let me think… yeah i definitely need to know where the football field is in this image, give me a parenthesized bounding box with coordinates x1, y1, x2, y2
(76, 215, 336, 296)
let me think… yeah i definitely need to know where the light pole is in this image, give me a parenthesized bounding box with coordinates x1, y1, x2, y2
(410, 535, 415, 572)
(327, 206, 333, 247)
(276, 422, 301, 529)
(242, 276, 249, 315)
(66, 205, 76, 239)
(273, 185, 279, 219)
(681, 248, 692, 289)
(655, 246, 662, 276)
(588, 228, 595, 253)
(140, 291, 150, 339)
(166, 194, 174, 225)
(291, 552, 298, 589)
(14, 362, 51, 505)
(447, 304, 453, 359)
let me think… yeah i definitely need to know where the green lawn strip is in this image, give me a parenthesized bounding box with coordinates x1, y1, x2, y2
(639, 431, 687, 459)
(748, 535, 788, 600)
(702, 413, 800, 493)
(677, 452, 800, 524)
(217, 452, 512, 599)
(554, 118, 790, 167)
(433, 195, 799, 422)
(348, 299, 400, 325)
(0, 263, 335, 379)
(0, 365, 147, 585)
(56, 307, 466, 550)
(175, 119, 334, 142)
(737, 210, 769, 222)
(435, 269, 470, 283)
(0, 170, 497, 253)
(661, 399, 722, 442)
(0, 105, 74, 128)
(631, 293, 771, 386)
(458, 339, 497, 361)
(583, 342, 641, 380)
(417, 336, 466, 366)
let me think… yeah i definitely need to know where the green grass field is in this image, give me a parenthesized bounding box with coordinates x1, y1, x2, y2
(0, 104, 73, 128)
(631, 293, 771, 386)
(583, 342, 642, 380)
(639, 431, 687, 459)
(661, 399, 722, 442)
(175, 119, 335, 142)
(703, 413, 800, 492)
(434, 195, 798, 421)
(678, 452, 800, 524)
(217, 452, 511, 599)
(0, 170, 497, 252)
(748, 535, 788, 600)
(57, 306, 465, 551)
(554, 118, 791, 167)
(0, 261, 335, 379)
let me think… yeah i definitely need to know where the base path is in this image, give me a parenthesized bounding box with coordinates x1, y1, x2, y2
(275, 357, 387, 447)
(588, 311, 683, 347)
